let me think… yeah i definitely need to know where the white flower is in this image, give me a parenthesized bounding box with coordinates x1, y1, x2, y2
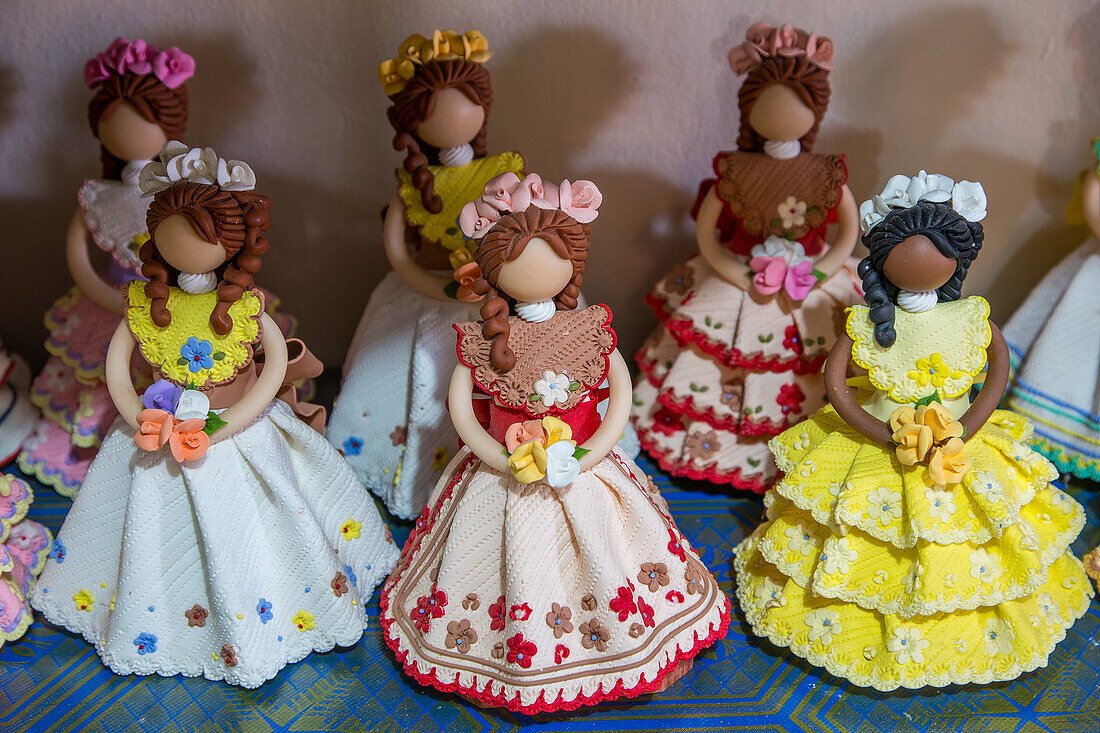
(878, 174, 914, 208)
(1049, 489, 1074, 514)
(887, 626, 929, 665)
(798, 459, 818, 478)
(970, 470, 1005, 504)
(820, 536, 857, 575)
(1037, 593, 1063, 627)
(903, 562, 923, 595)
(858, 195, 893, 234)
(533, 370, 571, 408)
(943, 573, 957, 589)
(873, 569, 889, 584)
(138, 160, 171, 196)
(954, 637, 967, 654)
(792, 433, 811, 451)
(969, 548, 1003, 584)
(1016, 519, 1040, 551)
(167, 146, 220, 185)
(777, 196, 808, 229)
(924, 485, 957, 522)
(159, 139, 189, 162)
(804, 609, 842, 646)
(217, 158, 257, 191)
(175, 389, 211, 421)
(983, 618, 1015, 656)
(951, 180, 987, 222)
(867, 486, 903, 526)
(544, 440, 580, 488)
(906, 170, 955, 205)
(750, 235, 811, 267)
(754, 577, 786, 610)
(783, 524, 818, 557)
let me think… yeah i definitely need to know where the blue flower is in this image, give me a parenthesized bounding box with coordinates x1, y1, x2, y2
(343, 436, 364, 456)
(142, 379, 183, 413)
(134, 632, 157, 655)
(48, 539, 65, 563)
(257, 598, 273, 623)
(180, 337, 214, 373)
(343, 564, 357, 587)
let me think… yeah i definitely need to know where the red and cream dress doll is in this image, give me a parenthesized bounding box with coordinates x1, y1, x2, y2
(381, 174, 729, 713)
(19, 38, 300, 497)
(633, 23, 862, 492)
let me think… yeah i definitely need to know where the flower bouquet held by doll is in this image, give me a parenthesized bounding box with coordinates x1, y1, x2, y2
(18, 38, 301, 498)
(734, 172, 1092, 690)
(633, 23, 862, 493)
(380, 175, 729, 713)
(327, 30, 526, 521)
(30, 144, 398, 688)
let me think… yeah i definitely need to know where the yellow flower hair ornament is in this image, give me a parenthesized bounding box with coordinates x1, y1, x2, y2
(889, 402, 972, 485)
(378, 30, 491, 96)
(504, 416, 587, 487)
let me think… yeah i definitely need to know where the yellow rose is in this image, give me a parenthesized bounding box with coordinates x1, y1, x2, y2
(916, 402, 964, 443)
(449, 245, 474, 270)
(398, 34, 429, 63)
(928, 438, 972, 485)
(463, 30, 492, 63)
(432, 30, 466, 61)
(378, 57, 416, 96)
(893, 422, 933, 466)
(541, 416, 573, 446)
(509, 440, 547, 483)
(888, 405, 917, 434)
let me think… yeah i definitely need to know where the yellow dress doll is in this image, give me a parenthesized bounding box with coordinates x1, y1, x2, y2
(734, 171, 1092, 690)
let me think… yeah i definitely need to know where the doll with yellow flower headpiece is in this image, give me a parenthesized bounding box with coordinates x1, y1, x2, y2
(734, 171, 1092, 690)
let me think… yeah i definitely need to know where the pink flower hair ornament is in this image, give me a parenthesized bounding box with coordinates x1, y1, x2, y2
(459, 173, 602, 239)
(84, 37, 195, 90)
(728, 22, 834, 75)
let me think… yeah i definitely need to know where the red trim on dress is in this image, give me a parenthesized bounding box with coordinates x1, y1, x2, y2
(634, 430, 772, 495)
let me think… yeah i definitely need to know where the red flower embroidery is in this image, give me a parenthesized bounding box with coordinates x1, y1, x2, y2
(555, 643, 570, 664)
(668, 527, 687, 562)
(506, 633, 537, 668)
(411, 584, 447, 632)
(783, 325, 803, 353)
(427, 584, 448, 617)
(509, 602, 533, 621)
(651, 407, 683, 436)
(638, 596, 655, 628)
(609, 585, 637, 622)
(414, 506, 433, 537)
(489, 595, 506, 631)
(776, 383, 806, 416)
(666, 590, 685, 604)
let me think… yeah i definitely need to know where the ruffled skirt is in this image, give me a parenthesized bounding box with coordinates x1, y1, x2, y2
(734, 407, 1093, 690)
(30, 399, 399, 688)
(1, 475, 50, 650)
(380, 447, 730, 713)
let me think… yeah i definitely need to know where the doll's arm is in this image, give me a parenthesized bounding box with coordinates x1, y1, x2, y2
(577, 349, 632, 471)
(448, 364, 510, 472)
(958, 323, 1009, 443)
(384, 193, 453, 302)
(208, 312, 287, 443)
(105, 321, 144, 431)
(824, 332, 893, 446)
(66, 208, 125, 314)
(695, 189, 752, 291)
(807, 185, 858, 278)
(1082, 170, 1100, 239)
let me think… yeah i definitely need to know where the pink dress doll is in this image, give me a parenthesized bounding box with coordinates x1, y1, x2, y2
(633, 23, 862, 493)
(381, 174, 729, 712)
(19, 38, 299, 497)
(0, 475, 50, 652)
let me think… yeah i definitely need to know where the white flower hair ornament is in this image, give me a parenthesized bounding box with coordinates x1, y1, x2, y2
(859, 170, 987, 234)
(458, 173, 602, 239)
(139, 141, 257, 197)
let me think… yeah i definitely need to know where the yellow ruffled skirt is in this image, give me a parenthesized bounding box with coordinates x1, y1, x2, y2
(734, 407, 1093, 690)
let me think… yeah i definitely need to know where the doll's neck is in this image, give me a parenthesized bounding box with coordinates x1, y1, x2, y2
(763, 139, 801, 159)
(897, 289, 938, 313)
(439, 143, 474, 168)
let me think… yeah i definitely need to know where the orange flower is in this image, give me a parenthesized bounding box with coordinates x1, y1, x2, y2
(891, 422, 933, 466)
(454, 262, 483, 302)
(916, 402, 964, 443)
(928, 437, 972, 485)
(169, 418, 210, 463)
(135, 409, 173, 452)
(504, 419, 545, 453)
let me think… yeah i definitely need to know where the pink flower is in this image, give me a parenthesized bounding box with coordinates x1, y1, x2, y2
(458, 198, 499, 239)
(609, 585, 637, 622)
(558, 179, 602, 223)
(482, 172, 529, 213)
(749, 256, 787, 296)
(120, 38, 154, 76)
(102, 37, 131, 67)
(152, 47, 196, 89)
(453, 262, 482, 303)
(526, 174, 560, 210)
(784, 260, 818, 301)
(83, 53, 115, 88)
(504, 419, 545, 453)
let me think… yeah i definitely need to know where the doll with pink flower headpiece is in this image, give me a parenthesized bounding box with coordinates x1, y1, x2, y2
(380, 173, 728, 713)
(18, 38, 302, 498)
(632, 23, 863, 493)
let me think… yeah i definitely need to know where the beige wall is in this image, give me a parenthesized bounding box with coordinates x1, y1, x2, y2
(1, 0, 1097, 368)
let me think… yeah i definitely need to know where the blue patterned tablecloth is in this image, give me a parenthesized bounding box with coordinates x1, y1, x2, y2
(2, 458, 1098, 733)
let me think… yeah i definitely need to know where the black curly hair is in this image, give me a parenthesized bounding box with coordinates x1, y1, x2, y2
(858, 201, 984, 348)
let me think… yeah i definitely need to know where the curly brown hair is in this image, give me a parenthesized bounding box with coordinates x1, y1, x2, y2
(472, 207, 589, 371)
(87, 72, 188, 180)
(386, 59, 492, 214)
(142, 182, 271, 336)
(736, 56, 830, 153)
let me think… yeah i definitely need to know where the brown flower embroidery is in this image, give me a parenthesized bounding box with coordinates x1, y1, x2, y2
(662, 262, 694, 295)
(184, 604, 208, 628)
(580, 593, 598, 612)
(462, 593, 480, 611)
(685, 566, 704, 596)
(445, 619, 478, 653)
(390, 425, 408, 445)
(638, 562, 670, 593)
(720, 378, 744, 408)
(492, 641, 506, 659)
(331, 571, 349, 597)
(579, 619, 610, 652)
(545, 603, 574, 638)
(629, 623, 645, 638)
(220, 644, 238, 667)
(685, 430, 720, 462)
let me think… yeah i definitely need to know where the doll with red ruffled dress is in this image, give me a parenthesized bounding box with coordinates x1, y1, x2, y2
(632, 23, 862, 493)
